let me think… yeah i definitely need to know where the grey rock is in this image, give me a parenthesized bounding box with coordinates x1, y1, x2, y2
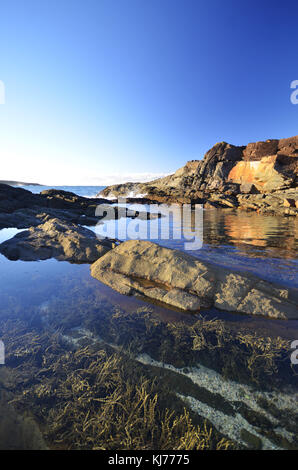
(90, 240, 298, 319)
(0, 218, 115, 263)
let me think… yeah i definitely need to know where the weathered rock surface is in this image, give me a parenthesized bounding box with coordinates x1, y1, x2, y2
(90, 240, 298, 319)
(228, 154, 296, 191)
(0, 218, 115, 263)
(99, 136, 298, 215)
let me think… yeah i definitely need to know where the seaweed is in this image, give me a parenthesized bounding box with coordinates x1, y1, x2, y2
(0, 289, 296, 450)
(6, 342, 232, 449)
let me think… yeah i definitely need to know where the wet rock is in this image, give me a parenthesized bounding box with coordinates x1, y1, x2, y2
(0, 218, 115, 263)
(90, 240, 298, 319)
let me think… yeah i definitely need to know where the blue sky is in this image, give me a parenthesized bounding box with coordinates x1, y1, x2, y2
(0, 0, 298, 185)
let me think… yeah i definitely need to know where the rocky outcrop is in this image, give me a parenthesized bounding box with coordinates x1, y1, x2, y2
(99, 142, 245, 202)
(0, 184, 46, 214)
(99, 136, 298, 213)
(0, 185, 158, 229)
(0, 218, 115, 263)
(0, 184, 110, 229)
(90, 240, 298, 319)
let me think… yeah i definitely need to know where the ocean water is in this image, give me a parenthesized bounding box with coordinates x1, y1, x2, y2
(20, 185, 105, 198)
(0, 186, 297, 449)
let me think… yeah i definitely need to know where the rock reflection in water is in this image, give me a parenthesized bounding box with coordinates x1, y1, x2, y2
(203, 209, 297, 259)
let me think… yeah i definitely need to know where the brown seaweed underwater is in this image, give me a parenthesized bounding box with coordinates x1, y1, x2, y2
(0, 259, 297, 451)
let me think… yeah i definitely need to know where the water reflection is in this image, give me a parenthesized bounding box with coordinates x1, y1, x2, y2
(203, 209, 298, 259)
(95, 206, 298, 287)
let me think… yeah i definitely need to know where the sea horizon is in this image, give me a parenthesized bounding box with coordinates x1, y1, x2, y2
(19, 184, 106, 199)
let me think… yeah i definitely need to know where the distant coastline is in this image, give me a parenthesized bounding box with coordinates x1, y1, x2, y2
(0, 180, 42, 187)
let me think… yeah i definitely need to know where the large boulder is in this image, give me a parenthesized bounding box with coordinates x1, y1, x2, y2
(0, 218, 115, 263)
(90, 240, 298, 319)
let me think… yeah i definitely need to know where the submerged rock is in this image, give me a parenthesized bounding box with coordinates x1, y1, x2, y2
(90, 240, 298, 319)
(0, 218, 114, 263)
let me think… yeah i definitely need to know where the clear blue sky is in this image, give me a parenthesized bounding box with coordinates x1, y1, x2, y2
(0, 0, 298, 185)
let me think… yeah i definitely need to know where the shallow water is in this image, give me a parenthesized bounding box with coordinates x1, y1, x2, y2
(0, 205, 297, 450)
(96, 204, 298, 287)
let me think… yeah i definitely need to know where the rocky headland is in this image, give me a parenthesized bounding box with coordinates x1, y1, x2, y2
(99, 136, 298, 216)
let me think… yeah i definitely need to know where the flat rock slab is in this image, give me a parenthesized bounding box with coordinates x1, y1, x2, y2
(0, 218, 115, 263)
(90, 240, 298, 319)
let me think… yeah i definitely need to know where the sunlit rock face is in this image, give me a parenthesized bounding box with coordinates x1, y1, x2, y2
(228, 137, 298, 191)
(228, 154, 297, 191)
